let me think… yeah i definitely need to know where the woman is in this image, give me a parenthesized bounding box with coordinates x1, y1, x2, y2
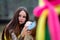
(2, 7, 35, 40)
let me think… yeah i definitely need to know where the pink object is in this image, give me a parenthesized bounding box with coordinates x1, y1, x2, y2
(33, 6, 47, 17)
(45, 0, 60, 5)
(33, 0, 60, 40)
(33, 6, 41, 17)
(47, 1, 60, 40)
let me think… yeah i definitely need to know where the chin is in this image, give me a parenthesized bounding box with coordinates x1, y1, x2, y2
(19, 22, 24, 25)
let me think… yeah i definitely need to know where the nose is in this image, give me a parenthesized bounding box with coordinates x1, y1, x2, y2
(20, 17, 24, 20)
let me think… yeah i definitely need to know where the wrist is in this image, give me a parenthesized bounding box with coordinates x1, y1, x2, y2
(19, 35, 24, 40)
(20, 34, 25, 37)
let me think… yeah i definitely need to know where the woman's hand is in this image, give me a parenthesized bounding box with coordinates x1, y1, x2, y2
(20, 26, 32, 37)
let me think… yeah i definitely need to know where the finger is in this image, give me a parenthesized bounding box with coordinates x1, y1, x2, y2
(23, 26, 27, 29)
(27, 31, 31, 34)
(23, 26, 28, 31)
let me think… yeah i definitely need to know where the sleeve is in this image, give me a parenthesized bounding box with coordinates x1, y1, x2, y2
(11, 32, 24, 40)
(10, 32, 18, 40)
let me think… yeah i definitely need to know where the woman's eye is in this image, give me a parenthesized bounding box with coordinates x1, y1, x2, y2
(23, 16, 26, 18)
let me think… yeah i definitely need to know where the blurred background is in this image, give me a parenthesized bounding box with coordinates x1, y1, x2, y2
(0, 0, 38, 40)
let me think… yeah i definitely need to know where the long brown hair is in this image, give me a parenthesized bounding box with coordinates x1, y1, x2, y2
(2, 7, 29, 40)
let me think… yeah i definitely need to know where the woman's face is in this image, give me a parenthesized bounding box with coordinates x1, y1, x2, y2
(18, 10, 26, 24)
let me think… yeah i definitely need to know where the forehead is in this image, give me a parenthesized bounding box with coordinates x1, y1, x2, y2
(19, 10, 26, 16)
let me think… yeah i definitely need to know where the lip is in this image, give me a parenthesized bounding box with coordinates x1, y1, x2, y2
(19, 21, 23, 22)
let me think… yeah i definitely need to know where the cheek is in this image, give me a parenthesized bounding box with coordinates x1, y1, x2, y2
(18, 17, 20, 21)
(23, 18, 26, 22)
